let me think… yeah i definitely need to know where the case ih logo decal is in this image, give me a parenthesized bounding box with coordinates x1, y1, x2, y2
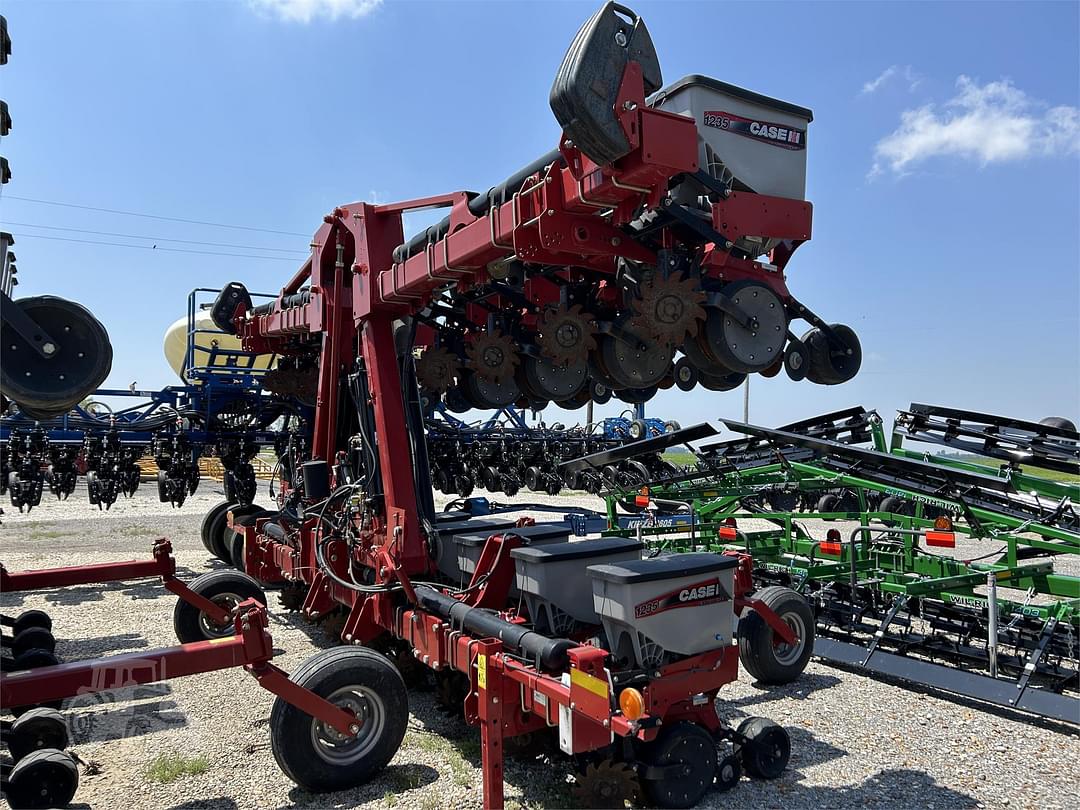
(703, 110, 806, 150)
(634, 577, 731, 619)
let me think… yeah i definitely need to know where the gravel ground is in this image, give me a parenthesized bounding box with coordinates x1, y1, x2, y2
(2, 485, 1078, 810)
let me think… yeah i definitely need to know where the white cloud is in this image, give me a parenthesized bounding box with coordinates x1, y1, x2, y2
(861, 65, 921, 95)
(247, 0, 382, 23)
(870, 75, 1080, 177)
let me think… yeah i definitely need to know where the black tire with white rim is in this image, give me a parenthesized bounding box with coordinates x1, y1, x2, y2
(172, 570, 266, 644)
(738, 586, 814, 685)
(641, 721, 718, 809)
(4, 748, 79, 809)
(8, 708, 70, 762)
(270, 647, 408, 792)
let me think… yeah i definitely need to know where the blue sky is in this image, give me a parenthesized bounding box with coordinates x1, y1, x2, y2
(2, 0, 1078, 434)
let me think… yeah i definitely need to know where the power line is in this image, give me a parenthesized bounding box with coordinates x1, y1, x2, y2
(2, 195, 309, 237)
(7, 221, 308, 254)
(16, 233, 300, 261)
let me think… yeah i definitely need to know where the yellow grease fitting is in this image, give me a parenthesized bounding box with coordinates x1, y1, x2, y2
(570, 667, 609, 699)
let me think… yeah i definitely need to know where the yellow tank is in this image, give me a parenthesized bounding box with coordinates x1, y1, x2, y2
(162, 311, 275, 382)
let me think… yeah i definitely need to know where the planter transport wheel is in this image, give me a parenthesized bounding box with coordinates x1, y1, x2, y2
(172, 570, 267, 643)
(737, 586, 814, 684)
(208, 503, 260, 562)
(4, 749, 79, 809)
(642, 721, 718, 809)
(8, 708, 70, 762)
(270, 646, 408, 792)
(735, 717, 790, 780)
(228, 509, 275, 570)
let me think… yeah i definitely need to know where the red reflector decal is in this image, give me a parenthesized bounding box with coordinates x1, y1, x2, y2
(718, 526, 737, 539)
(820, 541, 843, 556)
(635, 495, 650, 507)
(926, 531, 956, 548)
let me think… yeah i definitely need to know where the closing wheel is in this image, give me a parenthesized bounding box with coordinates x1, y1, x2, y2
(0, 296, 113, 419)
(12, 627, 56, 657)
(673, 357, 697, 391)
(642, 721, 718, 809)
(735, 717, 790, 779)
(701, 282, 788, 374)
(9, 708, 70, 762)
(738, 586, 814, 684)
(4, 748, 80, 809)
(628, 419, 648, 440)
(783, 339, 810, 381)
(172, 570, 266, 643)
(13, 610, 52, 634)
(802, 323, 862, 385)
(200, 501, 233, 557)
(270, 646, 408, 792)
(715, 753, 742, 792)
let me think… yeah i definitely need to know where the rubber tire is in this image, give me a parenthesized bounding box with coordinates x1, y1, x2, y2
(13, 610, 53, 634)
(737, 586, 814, 685)
(9, 708, 70, 762)
(200, 501, 233, 557)
(642, 721, 718, 809)
(209, 503, 261, 562)
(736, 717, 790, 780)
(227, 509, 276, 570)
(270, 646, 408, 792)
(803, 324, 862, 385)
(629, 419, 649, 440)
(172, 570, 266, 643)
(4, 748, 80, 809)
(783, 339, 809, 382)
(12, 627, 56, 657)
(816, 493, 841, 514)
(715, 753, 742, 792)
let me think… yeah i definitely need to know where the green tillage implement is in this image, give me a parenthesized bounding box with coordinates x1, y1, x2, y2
(597, 407, 1079, 723)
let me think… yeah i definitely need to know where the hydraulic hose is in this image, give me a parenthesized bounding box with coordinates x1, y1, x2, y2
(414, 585, 576, 671)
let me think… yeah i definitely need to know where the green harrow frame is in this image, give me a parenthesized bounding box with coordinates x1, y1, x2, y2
(585, 406, 1079, 723)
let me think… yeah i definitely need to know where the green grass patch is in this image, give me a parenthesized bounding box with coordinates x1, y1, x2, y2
(29, 529, 67, 540)
(662, 450, 697, 467)
(961, 456, 1079, 483)
(145, 753, 210, 784)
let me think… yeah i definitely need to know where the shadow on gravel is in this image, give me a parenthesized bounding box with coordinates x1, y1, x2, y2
(285, 762, 440, 807)
(60, 632, 149, 657)
(730, 672, 843, 709)
(168, 800, 238, 810)
(69, 695, 187, 743)
(775, 767, 979, 809)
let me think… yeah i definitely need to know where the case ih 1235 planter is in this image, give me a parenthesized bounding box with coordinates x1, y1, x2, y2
(0, 4, 864, 808)
(214, 3, 858, 807)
